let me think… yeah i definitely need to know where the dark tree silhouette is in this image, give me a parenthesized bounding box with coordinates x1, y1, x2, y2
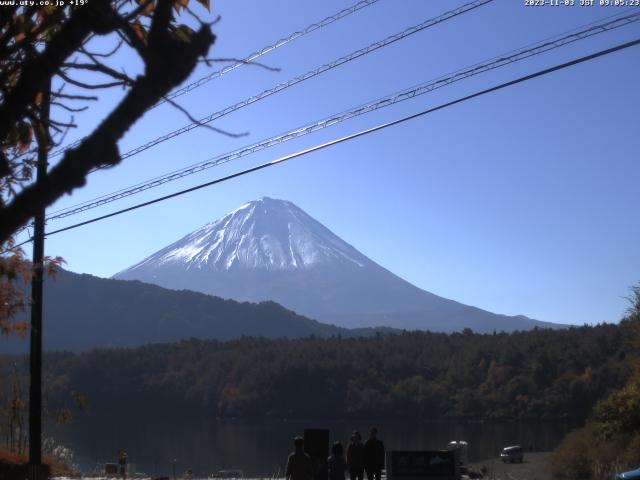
(0, 0, 215, 245)
(0, 0, 215, 333)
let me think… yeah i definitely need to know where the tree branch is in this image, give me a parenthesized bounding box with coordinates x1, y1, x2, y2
(51, 102, 89, 113)
(57, 70, 128, 90)
(0, 0, 117, 140)
(198, 57, 281, 72)
(53, 93, 99, 101)
(79, 39, 124, 59)
(164, 96, 248, 138)
(0, 1, 215, 244)
(61, 62, 136, 85)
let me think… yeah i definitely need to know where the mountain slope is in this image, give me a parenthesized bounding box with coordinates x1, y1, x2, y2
(1, 269, 349, 354)
(114, 197, 561, 332)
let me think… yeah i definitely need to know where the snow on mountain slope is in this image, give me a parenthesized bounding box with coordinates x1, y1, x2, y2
(127, 197, 368, 272)
(114, 197, 561, 332)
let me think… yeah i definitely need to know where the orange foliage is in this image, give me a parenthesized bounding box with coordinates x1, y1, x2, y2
(0, 240, 64, 336)
(0, 448, 27, 465)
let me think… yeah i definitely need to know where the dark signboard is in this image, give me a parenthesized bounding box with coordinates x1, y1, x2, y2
(387, 451, 458, 479)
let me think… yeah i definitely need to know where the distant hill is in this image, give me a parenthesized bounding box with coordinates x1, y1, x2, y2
(1, 269, 359, 354)
(115, 197, 564, 332)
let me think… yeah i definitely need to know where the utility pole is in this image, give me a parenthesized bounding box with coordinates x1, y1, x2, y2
(29, 79, 50, 480)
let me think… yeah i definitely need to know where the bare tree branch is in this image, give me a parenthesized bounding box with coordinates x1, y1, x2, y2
(79, 39, 124, 59)
(163, 96, 248, 138)
(198, 56, 280, 72)
(53, 93, 99, 101)
(57, 70, 128, 90)
(61, 62, 136, 85)
(49, 118, 77, 130)
(50, 102, 89, 113)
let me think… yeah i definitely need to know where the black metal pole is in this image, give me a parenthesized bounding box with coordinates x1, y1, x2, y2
(29, 80, 50, 480)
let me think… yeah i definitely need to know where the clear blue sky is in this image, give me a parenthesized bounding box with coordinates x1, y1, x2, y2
(23, 0, 640, 326)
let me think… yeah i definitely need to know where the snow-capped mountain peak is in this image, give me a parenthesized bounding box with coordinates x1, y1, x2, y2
(114, 197, 554, 333)
(125, 197, 369, 273)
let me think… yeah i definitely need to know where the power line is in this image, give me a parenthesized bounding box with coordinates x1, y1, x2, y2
(44, 10, 640, 222)
(49, 0, 493, 170)
(16, 36, 638, 247)
(45, 8, 638, 220)
(113, 0, 493, 163)
(158, 0, 383, 106)
(48, 0, 383, 159)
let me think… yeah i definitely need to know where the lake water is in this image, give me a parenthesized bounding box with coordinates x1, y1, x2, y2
(51, 416, 575, 477)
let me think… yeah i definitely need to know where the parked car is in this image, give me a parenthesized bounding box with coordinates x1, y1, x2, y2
(500, 446, 523, 463)
(615, 467, 640, 479)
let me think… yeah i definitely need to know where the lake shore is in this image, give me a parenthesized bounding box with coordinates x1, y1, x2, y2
(50, 451, 556, 480)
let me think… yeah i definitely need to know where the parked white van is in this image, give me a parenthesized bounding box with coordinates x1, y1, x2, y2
(500, 445, 523, 463)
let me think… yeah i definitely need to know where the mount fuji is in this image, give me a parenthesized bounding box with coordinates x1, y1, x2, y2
(114, 197, 560, 332)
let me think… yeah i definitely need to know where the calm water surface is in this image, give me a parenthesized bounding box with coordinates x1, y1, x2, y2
(51, 416, 574, 477)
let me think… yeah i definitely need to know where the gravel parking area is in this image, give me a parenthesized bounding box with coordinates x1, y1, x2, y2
(468, 451, 553, 480)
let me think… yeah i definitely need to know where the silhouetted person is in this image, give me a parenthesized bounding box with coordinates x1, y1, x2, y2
(286, 436, 313, 480)
(328, 441, 348, 480)
(363, 427, 384, 480)
(346, 431, 364, 480)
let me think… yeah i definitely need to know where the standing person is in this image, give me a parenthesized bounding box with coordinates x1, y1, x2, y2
(286, 436, 313, 480)
(363, 427, 385, 480)
(328, 441, 348, 480)
(346, 431, 364, 480)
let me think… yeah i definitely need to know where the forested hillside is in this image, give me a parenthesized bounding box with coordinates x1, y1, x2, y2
(2, 269, 353, 353)
(548, 288, 640, 479)
(5, 322, 633, 423)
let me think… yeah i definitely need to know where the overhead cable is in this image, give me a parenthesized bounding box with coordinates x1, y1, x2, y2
(48, 0, 383, 159)
(113, 0, 493, 162)
(45, 10, 640, 222)
(159, 0, 383, 105)
(50, 0, 494, 165)
(16, 36, 637, 247)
